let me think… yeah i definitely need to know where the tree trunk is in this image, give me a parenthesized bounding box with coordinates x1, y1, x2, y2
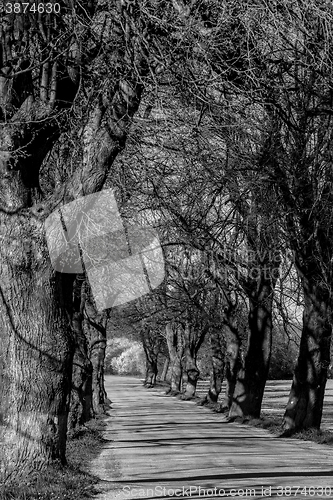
(0, 237, 75, 478)
(205, 328, 226, 404)
(69, 274, 94, 429)
(229, 279, 274, 419)
(223, 322, 241, 410)
(171, 355, 183, 393)
(283, 278, 332, 432)
(166, 322, 183, 394)
(160, 357, 170, 382)
(141, 329, 160, 387)
(69, 277, 94, 429)
(70, 344, 94, 430)
(145, 359, 158, 387)
(182, 321, 200, 399)
(222, 332, 242, 410)
(84, 312, 109, 415)
(144, 351, 158, 387)
(90, 330, 108, 414)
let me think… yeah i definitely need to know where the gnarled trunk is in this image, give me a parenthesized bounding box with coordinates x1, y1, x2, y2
(69, 275, 94, 429)
(70, 343, 94, 429)
(83, 280, 110, 414)
(84, 310, 108, 414)
(144, 352, 158, 387)
(229, 278, 275, 419)
(223, 336, 241, 411)
(141, 328, 161, 387)
(160, 357, 170, 382)
(166, 322, 183, 394)
(0, 119, 76, 479)
(221, 306, 241, 410)
(69, 277, 94, 429)
(90, 333, 108, 414)
(182, 321, 207, 399)
(182, 353, 199, 399)
(0, 235, 75, 478)
(283, 278, 332, 432)
(205, 327, 226, 404)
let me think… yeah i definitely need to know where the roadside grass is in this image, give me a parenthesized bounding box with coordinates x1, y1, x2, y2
(0, 418, 105, 500)
(242, 413, 285, 436)
(289, 427, 333, 445)
(245, 413, 333, 445)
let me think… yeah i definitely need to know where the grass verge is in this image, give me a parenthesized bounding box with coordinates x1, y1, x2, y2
(228, 413, 333, 446)
(0, 418, 106, 500)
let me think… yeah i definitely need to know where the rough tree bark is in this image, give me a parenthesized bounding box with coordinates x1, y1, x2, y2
(0, 31, 79, 475)
(283, 270, 332, 432)
(0, 250, 75, 478)
(223, 322, 241, 411)
(165, 322, 183, 394)
(69, 276, 94, 429)
(160, 357, 170, 382)
(203, 327, 226, 404)
(182, 320, 208, 399)
(84, 290, 109, 415)
(141, 328, 162, 387)
(144, 352, 158, 387)
(229, 277, 276, 419)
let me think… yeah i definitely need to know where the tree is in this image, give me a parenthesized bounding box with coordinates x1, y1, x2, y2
(0, 0, 160, 478)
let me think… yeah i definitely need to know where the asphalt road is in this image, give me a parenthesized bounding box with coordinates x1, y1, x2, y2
(90, 376, 333, 500)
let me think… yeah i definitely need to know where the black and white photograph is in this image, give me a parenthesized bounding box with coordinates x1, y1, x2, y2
(1, 1, 333, 499)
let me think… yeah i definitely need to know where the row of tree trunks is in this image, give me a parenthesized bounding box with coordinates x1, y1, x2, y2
(163, 319, 209, 399)
(141, 349, 169, 387)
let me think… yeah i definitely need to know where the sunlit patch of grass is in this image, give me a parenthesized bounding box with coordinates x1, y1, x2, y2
(241, 414, 333, 446)
(292, 428, 333, 445)
(0, 419, 105, 500)
(245, 414, 284, 435)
